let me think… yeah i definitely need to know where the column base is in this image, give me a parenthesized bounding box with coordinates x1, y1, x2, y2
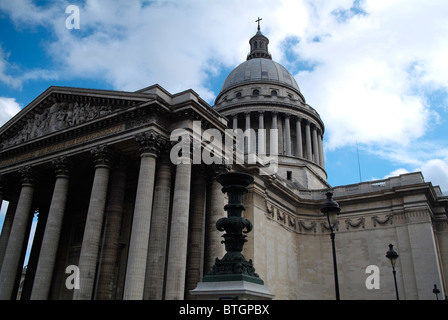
(202, 273, 264, 285)
(190, 280, 274, 300)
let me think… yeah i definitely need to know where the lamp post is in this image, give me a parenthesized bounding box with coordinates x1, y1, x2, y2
(386, 243, 399, 300)
(432, 284, 440, 300)
(321, 191, 341, 300)
(203, 171, 263, 284)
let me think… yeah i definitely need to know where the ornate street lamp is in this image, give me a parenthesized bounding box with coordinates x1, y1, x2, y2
(203, 171, 264, 285)
(320, 191, 341, 300)
(386, 243, 399, 300)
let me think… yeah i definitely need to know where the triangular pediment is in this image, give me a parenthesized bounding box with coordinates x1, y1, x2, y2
(0, 86, 152, 150)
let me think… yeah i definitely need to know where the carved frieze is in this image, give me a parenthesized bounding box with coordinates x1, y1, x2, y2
(371, 214, 393, 227)
(298, 221, 316, 233)
(345, 217, 365, 230)
(264, 200, 403, 235)
(321, 220, 340, 232)
(1, 95, 127, 149)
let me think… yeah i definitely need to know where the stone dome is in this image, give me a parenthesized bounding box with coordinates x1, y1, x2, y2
(219, 58, 301, 94)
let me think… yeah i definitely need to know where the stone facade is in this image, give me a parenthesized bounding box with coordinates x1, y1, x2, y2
(0, 29, 447, 300)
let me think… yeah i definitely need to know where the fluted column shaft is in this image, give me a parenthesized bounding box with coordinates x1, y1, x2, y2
(232, 115, 238, 130)
(318, 131, 325, 168)
(0, 185, 3, 214)
(0, 166, 35, 300)
(295, 117, 303, 158)
(0, 201, 16, 270)
(312, 125, 320, 165)
(258, 111, 265, 156)
(270, 112, 278, 156)
(185, 166, 207, 300)
(95, 158, 127, 300)
(277, 114, 284, 155)
(284, 114, 292, 156)
(165, 156, 192, 300)
(31, 157, 71, 300)
(305, 121, 312, 161)
(245, 112, 255, 155)
(144, 153, 172, 300)
(73, 146, 112, 300)
(124, 131, 164, 300)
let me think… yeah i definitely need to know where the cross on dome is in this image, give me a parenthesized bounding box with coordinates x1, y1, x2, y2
(255, 17, 262, 31)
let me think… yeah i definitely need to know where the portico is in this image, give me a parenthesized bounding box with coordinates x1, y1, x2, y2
(0, 85, 229, 300)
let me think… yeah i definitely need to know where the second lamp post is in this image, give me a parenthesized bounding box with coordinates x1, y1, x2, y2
(386, 243, 400, 300)
(321, 191, 341, 300)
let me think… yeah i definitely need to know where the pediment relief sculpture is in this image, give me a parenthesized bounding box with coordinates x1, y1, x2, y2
(1, 96, 118, 149)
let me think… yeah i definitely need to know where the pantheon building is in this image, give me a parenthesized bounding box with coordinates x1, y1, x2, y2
(0, 26, 447, 300)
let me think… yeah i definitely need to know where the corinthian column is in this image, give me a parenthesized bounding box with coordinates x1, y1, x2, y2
(270, 112, 278, 156)
(185, 165, 207, 300)
(318, 130, 325, 168)
(295, 117, 303, 158)
(312, 125, 320, 165)
(31, 157, 71, 300)
(95, 156, 127, 300)
(0, 180, 3, 212)
(232, 114, 238, 130)
(284, 114, 292, 156)
(258, 111, 265, 156)
(165, 148, 192, 300)
(123, 130, 165, 300)
(73, 146, 112, 300)
(305, 120, 312, 161)
(0, 201, 16, 270)
(144, 151, 172, 299)
(0, 166, 35, 300)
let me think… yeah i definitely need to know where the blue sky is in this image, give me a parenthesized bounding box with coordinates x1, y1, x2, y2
(1, 0, 448, 188)
(0, 0, 448, 191)
(1, 1, 448, 259)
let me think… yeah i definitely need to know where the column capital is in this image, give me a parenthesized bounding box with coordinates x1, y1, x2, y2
(135, 130, 166, 156)
(91, 145, 113, 167)
(18, 166, 34, 185)
(271, 111, 278, 116)
(284, 113, 291, 119)
(52, 156, 72, 177)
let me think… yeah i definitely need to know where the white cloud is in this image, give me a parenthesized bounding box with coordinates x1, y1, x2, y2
(382, 157, 448, 193)
(294, 0, 448, 150)
(383, 168, 410, 179)
(0, 0, 316, 102)
(0, 97, 22, 126)
(1, 0, 448, 190)
(0, 46, 22, 90)
(418, 157, 448, 192)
